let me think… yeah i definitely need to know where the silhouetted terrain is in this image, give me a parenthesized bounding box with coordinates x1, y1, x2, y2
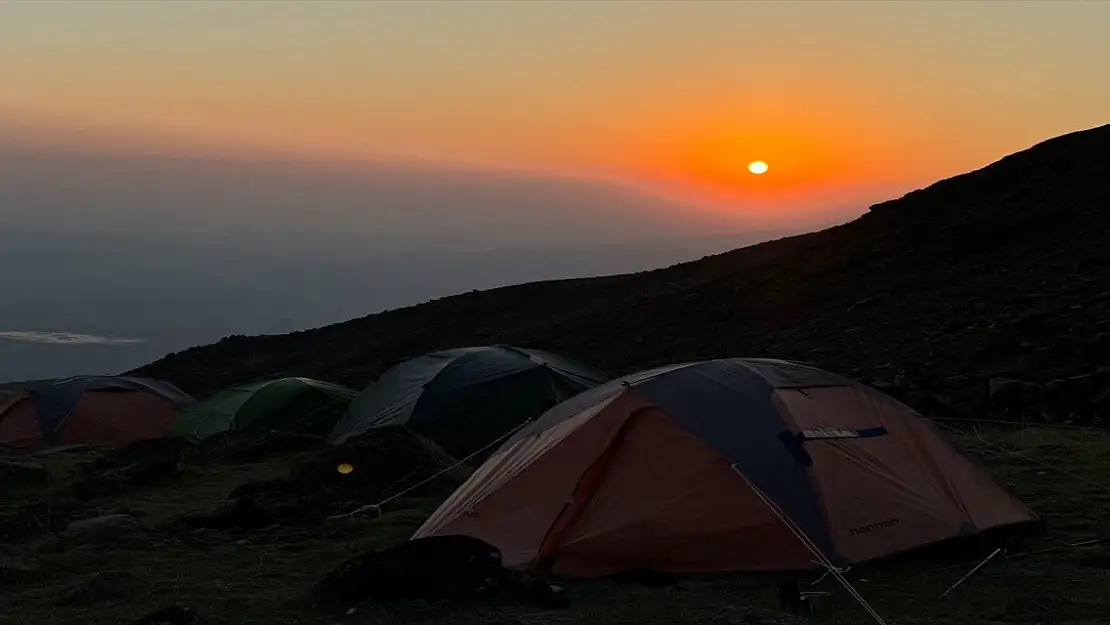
(134, 124, 1110, 421)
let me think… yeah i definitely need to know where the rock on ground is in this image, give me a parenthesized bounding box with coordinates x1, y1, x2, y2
(57, 514, 149, 550)
(0, 459, 51, 490)
(0, 556, 41, 588)
(981, 368, 1110, 424)
(712, 606, 814, 624)
(59, 571, 139, 606)
(0, 499, 101, 544)
(127, 606, 195, 625)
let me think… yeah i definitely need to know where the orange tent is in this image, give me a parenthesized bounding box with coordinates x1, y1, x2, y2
(414, 358, 1036, 578)
(0, 376, 194, 450)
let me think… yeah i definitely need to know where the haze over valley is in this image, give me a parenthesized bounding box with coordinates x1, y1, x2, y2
(0, 143, 828, 381)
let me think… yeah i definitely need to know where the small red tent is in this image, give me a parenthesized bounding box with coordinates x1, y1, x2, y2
(0, 376, 194, 450)
(414, 358, 1036, 578)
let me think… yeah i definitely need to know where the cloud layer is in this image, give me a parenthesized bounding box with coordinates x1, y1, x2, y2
(0, 331, 146, 345)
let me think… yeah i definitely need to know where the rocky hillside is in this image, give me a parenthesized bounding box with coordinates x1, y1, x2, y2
(133, 124, 1110, 421)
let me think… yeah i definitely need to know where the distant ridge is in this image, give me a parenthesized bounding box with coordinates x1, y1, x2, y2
(133, 124, 1110, 412)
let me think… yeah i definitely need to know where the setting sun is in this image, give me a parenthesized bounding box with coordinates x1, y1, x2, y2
(748, 161, 769, 175)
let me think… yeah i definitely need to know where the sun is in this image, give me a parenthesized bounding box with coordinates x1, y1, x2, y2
(747, 160, 769, 175)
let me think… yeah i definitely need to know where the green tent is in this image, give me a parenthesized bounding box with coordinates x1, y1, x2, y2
(168, 377, 357, 442)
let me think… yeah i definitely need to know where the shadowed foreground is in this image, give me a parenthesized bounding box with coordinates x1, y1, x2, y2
(2, 426, 1107, 625)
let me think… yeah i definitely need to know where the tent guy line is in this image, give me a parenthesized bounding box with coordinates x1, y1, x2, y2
(735, 464, 890, 625)
(326, 417, 533, 522)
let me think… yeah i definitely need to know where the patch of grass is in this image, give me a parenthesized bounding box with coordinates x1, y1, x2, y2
(3, 427, 1109, 624)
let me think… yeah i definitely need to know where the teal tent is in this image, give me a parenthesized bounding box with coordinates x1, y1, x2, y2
(169, 377, 357, 442)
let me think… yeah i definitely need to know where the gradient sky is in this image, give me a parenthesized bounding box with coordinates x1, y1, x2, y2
(3, 0, 1110, 228)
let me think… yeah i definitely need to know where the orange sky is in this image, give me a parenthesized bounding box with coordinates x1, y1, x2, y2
(3, 1, 1110, 229)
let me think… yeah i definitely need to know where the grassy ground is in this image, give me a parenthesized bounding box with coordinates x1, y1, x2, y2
(3, 427, 1110, 625)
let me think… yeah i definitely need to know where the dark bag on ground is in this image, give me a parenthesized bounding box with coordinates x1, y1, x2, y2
(74, 437, 189, 497)
(312, 534, 507, 610)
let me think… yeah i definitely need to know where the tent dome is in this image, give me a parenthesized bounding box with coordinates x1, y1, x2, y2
(413, 358, 1037, 578)
(328, 345, 608, 460)
(0, 375, 194, 450)
(168, 377, 357, 442)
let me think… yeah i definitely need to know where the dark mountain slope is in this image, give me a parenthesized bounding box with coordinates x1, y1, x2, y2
(133, 124, 1110, 409)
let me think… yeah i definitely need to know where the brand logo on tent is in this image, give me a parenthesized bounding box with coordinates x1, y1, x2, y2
(800, 426, 888, 441)
(848, 518, 900, 536)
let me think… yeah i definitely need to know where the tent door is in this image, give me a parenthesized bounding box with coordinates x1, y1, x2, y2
(531, 407, 649, 574)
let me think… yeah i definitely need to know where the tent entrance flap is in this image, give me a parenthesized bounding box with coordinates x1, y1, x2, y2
(532, 408, 648, 573)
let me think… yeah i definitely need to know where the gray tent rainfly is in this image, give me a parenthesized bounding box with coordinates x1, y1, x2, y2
(328, 345, 609, 460)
